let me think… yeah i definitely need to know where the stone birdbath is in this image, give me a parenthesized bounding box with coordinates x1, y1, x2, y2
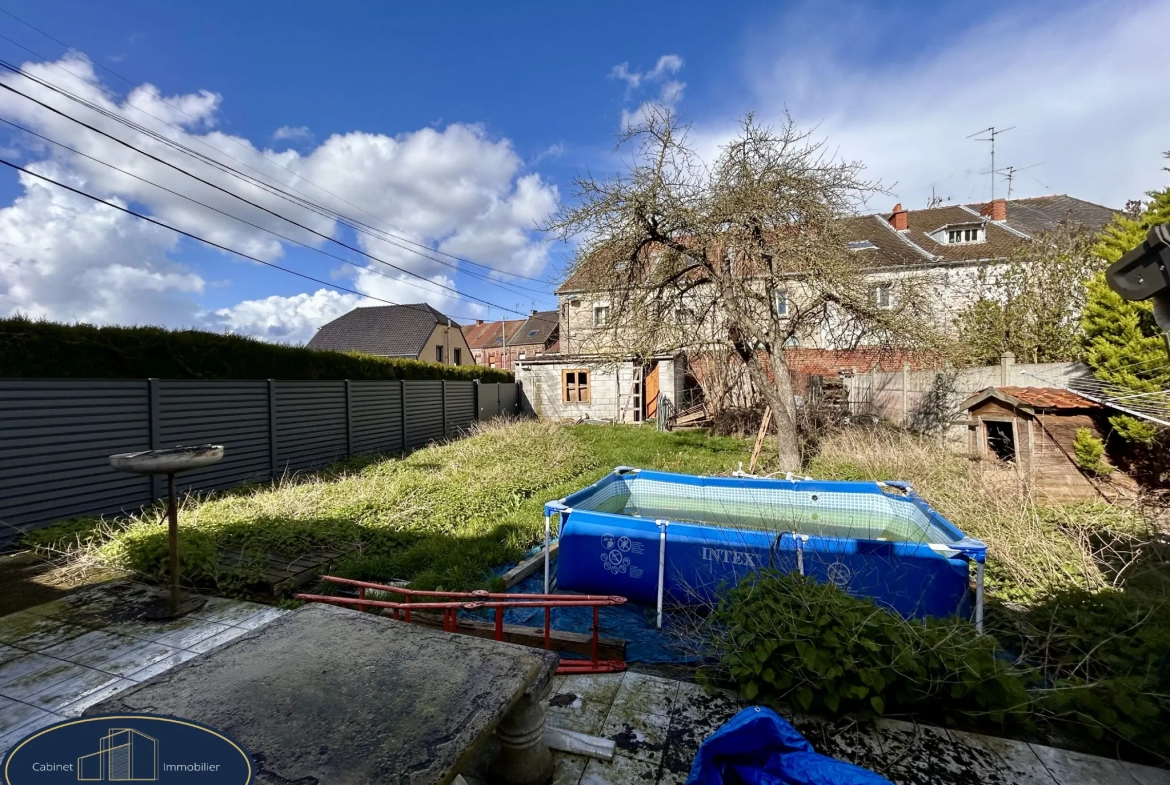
(109, 445, 224, 619)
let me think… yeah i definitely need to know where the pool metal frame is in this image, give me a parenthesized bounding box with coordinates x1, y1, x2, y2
(543, 466, 989, 631)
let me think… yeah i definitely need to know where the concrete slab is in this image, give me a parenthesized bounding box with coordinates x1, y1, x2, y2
(611, 672, 679, 719)
(0, 712, 59, 753)
(0, 656, 84, 700)
(559, 672, 624, 706)
(0, 695, 48, 736)
(0, 644, 24, 668)
(106, 614, 235, 650)
(124, 648, 201, 682)
(55, 677, 135, 717)
(17, 665, 121, 713)
(873, 718, 983, 785)
(67, 634, 182, 678)
(546, 694, 612, 736)
(1030, 743, 1140, 785)
(1125, 761, 1170, 785)
(38, 629, 124, 661)
(0, 613, 90, 651)
(581, 753, 663, 785)
(601, 704, 670, 765)
(90, 604, 559, 785)
(945, 728, 1058, 785)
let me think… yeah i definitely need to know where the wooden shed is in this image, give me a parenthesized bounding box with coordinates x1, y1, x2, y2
(960, 386, 1130, 503)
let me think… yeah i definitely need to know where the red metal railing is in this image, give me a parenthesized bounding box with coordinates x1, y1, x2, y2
(296, 575, 628, 674)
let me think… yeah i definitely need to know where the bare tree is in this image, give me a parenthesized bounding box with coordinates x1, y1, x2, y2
(547, 108, 949, 470)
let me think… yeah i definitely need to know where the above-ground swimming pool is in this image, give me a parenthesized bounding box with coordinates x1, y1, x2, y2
(546, 467, 987, 622)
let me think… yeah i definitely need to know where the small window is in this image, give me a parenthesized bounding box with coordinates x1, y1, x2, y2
(775, 290, 789, 317)
(454, 348, 461, 365)
(435, 345, 444, 363)
(783, 336, 800, 348)
(947, 229, 962, 244)
(562, 369, 591, 403)
(519, 351, 527, 360)
(847, 240, 876, 251)
(528, 329, 539, 338)
(874, 284, 892, 309)
(593, 305, 610, 327)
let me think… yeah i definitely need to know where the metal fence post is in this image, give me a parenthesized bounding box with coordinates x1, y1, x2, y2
(399, 379, 407, 453)
(268, 379, 278, 480)
(473, 379, 480, 421)
(148, 378, 161, 499)
(441, 380, 448, 437)
(344, 379, 353, 458)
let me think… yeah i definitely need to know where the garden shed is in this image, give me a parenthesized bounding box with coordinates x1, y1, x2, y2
(960, 386, 1127, 503)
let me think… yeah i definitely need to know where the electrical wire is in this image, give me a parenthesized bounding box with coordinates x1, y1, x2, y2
(0, 10, 560, 285)
(0, 155, 502, 321)
(0, 74, 549, 318)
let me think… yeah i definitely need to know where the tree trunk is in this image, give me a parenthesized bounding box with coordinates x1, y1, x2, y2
(738, 347, 801, 473)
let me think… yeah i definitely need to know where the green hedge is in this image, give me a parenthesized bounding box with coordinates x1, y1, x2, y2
(0, 317, 513, 383)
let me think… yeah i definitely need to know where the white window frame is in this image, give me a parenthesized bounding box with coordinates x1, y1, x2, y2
(593, 304, 610, 327)
(774, 290, 789, 317)
(874, 284, 892, 310)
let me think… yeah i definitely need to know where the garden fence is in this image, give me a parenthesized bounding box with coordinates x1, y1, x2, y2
(0, 378, 521, 544)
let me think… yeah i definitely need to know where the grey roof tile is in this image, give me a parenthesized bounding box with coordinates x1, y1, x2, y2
(306, 304, 459, 357)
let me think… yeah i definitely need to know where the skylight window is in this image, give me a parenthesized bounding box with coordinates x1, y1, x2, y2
(527, 329, 539, 337)
(847, 240, 877, 251)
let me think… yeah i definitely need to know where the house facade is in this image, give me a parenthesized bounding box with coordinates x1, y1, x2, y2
(464, 310, 558, 370)
(518, 194, 1118, 423)
(307, 303, 472, 365)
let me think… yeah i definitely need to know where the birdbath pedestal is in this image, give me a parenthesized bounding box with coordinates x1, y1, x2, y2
(109, 445, 224, 620)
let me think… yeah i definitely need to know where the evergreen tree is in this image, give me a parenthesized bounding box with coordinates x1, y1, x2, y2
(1081, 162, 1170, 446)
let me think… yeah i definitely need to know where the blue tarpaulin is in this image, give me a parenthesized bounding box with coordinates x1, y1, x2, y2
(686, 707, 893, 785)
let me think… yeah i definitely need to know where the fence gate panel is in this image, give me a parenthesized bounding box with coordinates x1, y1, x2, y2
(405, 381, 444, 449)
(160, 380, 271, 492)
(499, 383, 519, 415)
(445, 381, 476, 436)
(350, 380, 405, 455)
(275, 381, 348, 473)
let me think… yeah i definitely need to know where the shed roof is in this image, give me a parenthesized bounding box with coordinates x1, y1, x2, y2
(962, 386, 1099, 413)
(306, 304, 459, 357)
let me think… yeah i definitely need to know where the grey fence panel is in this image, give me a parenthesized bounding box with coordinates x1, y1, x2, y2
(0, 380, 152, 538)
(405, 381, 444, 448)
(478, 383, 501, 420)
(350, 381, 404, 455)
(275, 381, 348, 472)
(159, 380, 271, 492)
(499, 383, 519, 415)
(445, 381, 476, 436)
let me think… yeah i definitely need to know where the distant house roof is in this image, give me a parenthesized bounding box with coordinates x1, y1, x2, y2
(307, 304, 460, 357)
(464, 311, 559, 349)
(556, 194, 1120, 293)
(962, 386, 1099, 413)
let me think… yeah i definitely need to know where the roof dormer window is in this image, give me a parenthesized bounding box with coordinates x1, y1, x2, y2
(929, 223, 985, 245)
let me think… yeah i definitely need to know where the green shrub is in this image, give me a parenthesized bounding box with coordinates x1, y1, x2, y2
(0, 316, 512, 382)
(1072, 428, 1113, 476)
(710, 571, 1031, 725)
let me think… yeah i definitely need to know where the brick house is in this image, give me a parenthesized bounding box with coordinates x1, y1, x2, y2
(464, 310, 558, 371)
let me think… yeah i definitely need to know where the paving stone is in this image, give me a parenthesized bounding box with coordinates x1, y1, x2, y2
(0, 656, 83, 699)
(188, 596, 276, 627)
(0, 613, 90, 651)
(0, 695, 48, 736)
(873, 718, 983, 785)
(558, 672, 625, 707)
(39, 629, 124, 661)
(185, 624, 251, 654)
(1030, 743, 1140, 785)
(67, 634, 182, 678)
(601, 703, 671, 765)
(581, 752, 666, 785)
(55, 677, 135, 717)
(546, 694, 613, 736)
(107, 614, 235, 650)
(0, 712, 61, 757)
(0, 644, 25, 668)
(18, 665, 121, 713)
(232, 607, 288, 631)
(801, 715, 886, 773)
(1124, 761, 1170, 785)
(611, 671, 680, 719)
(945, 728, 1057, 785)
(124, 648, 201, 682)
(550, 751, 588, 785)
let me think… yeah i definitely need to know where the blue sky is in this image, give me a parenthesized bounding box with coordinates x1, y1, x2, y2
(0, 0, 1166, 341)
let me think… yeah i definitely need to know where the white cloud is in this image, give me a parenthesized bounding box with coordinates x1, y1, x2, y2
(273, 125, 312, 142)
(610, 55, 684, 89)
(714, 0, 1170, 210)
(0, 53, 558, 341)
(612, 54, 688, 130)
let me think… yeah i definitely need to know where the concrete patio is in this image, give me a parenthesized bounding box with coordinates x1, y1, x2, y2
(0, 581, 286, 755)
(532, 670, 1170, 785)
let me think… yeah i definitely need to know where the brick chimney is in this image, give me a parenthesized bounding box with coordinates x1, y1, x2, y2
(889, 203, 908, 231)
(980, 198, 1007, 221)
(476, 319, 484, 325)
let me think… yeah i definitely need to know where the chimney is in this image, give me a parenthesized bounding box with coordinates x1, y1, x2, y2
(476, 319, 484, 325)
(530, 309, 538, 315)
(889, 203, 908, 231)
(980, 198, 1007, 221)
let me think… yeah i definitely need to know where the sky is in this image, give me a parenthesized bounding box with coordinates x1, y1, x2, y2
(0, 0, 1166, 343)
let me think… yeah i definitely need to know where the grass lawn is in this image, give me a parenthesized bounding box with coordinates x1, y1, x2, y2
(28, 421, 753, 594)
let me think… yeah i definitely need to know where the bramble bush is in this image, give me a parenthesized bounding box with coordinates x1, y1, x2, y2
(710, 571, 1031, 725)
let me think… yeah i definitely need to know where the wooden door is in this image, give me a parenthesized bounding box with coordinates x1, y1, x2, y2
(644, 362, 660, 419)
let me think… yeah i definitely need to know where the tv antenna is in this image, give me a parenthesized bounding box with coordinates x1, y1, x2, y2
(991, 162, 1044, 199)
(926, 185, 951, 209)
(968, 126, 1015, 201)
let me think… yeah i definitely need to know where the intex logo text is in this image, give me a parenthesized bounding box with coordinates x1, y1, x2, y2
(700, 547, 763, 567)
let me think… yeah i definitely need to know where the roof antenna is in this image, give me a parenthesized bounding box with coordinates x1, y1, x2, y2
(926, 185, 951, 209)
(968, 126, 1015, 201)
(992, 162, 1045, 199)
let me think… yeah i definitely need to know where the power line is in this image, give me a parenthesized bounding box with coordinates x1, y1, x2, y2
(0, 73, 541, 317)
(0, 155, 493, 320)
(0, 9, 560, 285)
(0, 57, 554, 301)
